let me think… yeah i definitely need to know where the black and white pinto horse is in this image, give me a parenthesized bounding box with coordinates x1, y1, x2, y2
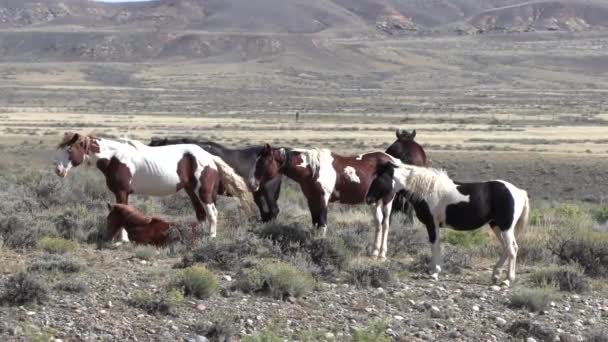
(366, 162, 529, 286)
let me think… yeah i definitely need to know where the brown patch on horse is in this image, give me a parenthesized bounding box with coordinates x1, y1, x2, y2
(58, 132, 101, 166)
(198, 165, 219, 204)
(176, 153, 207, 222)
(96, 157, 132, 203)
(331, 152, 394, 205)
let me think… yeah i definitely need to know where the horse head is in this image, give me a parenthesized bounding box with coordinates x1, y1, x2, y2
(54, 132, 98, 177)
(249, 143, 285, 191)
(386, 129, 427, 167)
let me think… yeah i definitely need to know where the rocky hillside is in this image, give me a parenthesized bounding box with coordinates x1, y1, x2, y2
(0, 0, 606, 61)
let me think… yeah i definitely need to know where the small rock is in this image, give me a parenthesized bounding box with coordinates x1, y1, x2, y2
(324, 332, 335, 340)
(171, 325, 178, 331)
(195, 304, 206, 311)
(394, 315, 404, 321)
(472, 305, 480, 312)
(495, 317, 507, 327)
(550, 301, 556, 307)
(490, 285, 501, 292)
(106, 301, 113, 309)
(407, 299, 416, 306)
(25, 311, 36, 316)
(246, 319, 254, 327)
(222, 275, 232, 282)
(526, 338, 537, 342)
(188, 335, 208, 342)
(140, 260, 147, 265)
(287, 296, 297, 304)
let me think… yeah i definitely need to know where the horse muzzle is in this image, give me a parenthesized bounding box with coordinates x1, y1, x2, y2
(55, 166, 69, 178)
(365, 196, 377, 205)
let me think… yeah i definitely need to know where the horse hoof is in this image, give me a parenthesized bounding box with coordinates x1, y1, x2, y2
(430, 273, 439, 281)
(501, 280, 511, 288)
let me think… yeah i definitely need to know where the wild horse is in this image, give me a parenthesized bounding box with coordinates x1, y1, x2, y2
(149, 137, 282, 222)
(366, 162, 529, 286)
(385, 129, 428, 223)
(53, 133, 254, 240)
(250, 144, 398, 259)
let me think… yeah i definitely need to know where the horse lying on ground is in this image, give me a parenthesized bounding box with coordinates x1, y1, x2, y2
(250, 144, 397, 259)
(53, 132, 254, 239)
(101, 203, 201, 246)
(366, 161, 529, 286)
(149, 137, 282, 222)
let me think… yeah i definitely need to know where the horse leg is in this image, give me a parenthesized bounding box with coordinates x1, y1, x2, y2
(253, 190, 270, 222)
(428, 220, 441, 280)
(370, 203, 383, 258)
(318, 191, 331, 237)
(379, 200, 393, 260)
(491, 224, 509, 284)
(265, 176, 282, 221)
(184, 189, 206, 231)
(114, 192, 130, 243)
(501, 227, 519, 287)
(202, 203, 218, 238)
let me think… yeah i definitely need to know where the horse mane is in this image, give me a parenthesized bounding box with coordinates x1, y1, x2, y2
(396, 164, 452, 202)
(293, 148, 333, 177)
(57, 132, 96, 148)
(117, 136, 148, 151)
(110, 203, 153, 226)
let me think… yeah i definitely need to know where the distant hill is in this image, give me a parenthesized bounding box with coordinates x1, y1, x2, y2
(0, 0, 606, 61)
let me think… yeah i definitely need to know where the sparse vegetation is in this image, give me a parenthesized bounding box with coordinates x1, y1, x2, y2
(37, 236, 78, 254)
(530, 264, 590, 293)
(129, 290, 182, 316)
(443, 229, 487, 248)
(348, 261, 394, 288)
(235, 261, 315, 299)
(55, 279, 88, 293)
(133, 245, 157, 261)
(170, 266, 219, 299)
(28, 255, 83, 274)
(508, 287, 555, 312)
(352, 320, 390, 342)
(506, 320, 557, 341)
(1, 272, 49, 306)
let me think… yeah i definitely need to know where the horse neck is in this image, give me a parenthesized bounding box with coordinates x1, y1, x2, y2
(396, 165, 449, 202)
(282, 151, 313, 183)
(90, 138, 136, 163)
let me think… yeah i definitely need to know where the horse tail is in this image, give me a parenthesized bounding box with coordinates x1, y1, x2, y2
(210, 155, 256, 218)
(514, 190, 529, 239)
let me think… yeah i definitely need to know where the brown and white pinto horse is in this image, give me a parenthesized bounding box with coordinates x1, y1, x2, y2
(53, 133, 253, 240)
(102, 203, 201, 246)
(250, 144, 397, 259)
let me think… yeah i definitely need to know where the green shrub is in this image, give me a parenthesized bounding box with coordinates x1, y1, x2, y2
(443, 229, 487, 248)
(192, 315, 239, 342)
(242, 329, 283, 342)
(591, 207, 608, 224)
(348, 262, 394, 288)
(55, 279, 88, 293)
(37, 236, 78, 254)
(1, 272, 49, 306)
(0, 215, 48, 249)
(508, 287, 555, 312)
(28, 255, 83, 273)
(551, 234, 608, 277)
(129, 290, 180, 316)
(134, 245, 157, 261)
(506, 320, 557, 341)
(555, 203, 586, 221)
(530, 264, 590, 293)
(352, 320, 390, 342)
(307, 238, 350, 277)
(53, 206, 101, 242)
(235, 261, 315, 299)
(529, 208, 545, 226)
(170, 266, 219, 299)
(258, 222, 311, 253)
(182, 235, 280, 271)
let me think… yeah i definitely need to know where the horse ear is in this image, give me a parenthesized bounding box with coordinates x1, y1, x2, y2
(411, 129, 416, 139)
(106, 202, 113, 212)
(69, 133, 80, 145)
(395, 129, 402, 138)
(279, 148, 286, 159)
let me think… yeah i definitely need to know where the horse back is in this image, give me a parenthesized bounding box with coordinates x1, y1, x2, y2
(330, 152, 393, 204)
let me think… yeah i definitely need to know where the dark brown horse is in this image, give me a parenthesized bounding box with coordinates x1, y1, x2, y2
(385, 129, 429, 223)
(103, 203, 201, 246)
(149, 137, 282, 222)
(53, 133, 254, 240)
(250, 145, 397, 259)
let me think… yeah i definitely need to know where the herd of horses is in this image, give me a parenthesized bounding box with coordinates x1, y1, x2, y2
(53, 129, 528, 286)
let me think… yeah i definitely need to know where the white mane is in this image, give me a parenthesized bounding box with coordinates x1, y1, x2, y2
(293, 148, 333, 177)
(395, 164, 453, 202)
